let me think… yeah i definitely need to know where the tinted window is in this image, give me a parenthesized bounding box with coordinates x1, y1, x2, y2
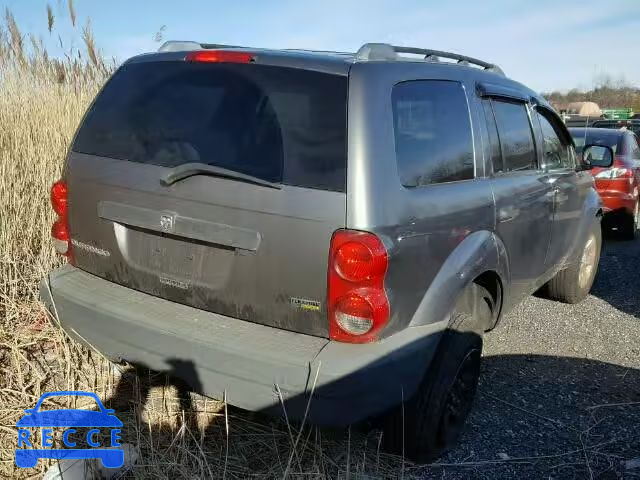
(392, 80, 474, 187)
(536, 111, 571, 169)
(482, 100, 502, 173)
(73, 62, 347, 192)
(491, 100, 536, 172)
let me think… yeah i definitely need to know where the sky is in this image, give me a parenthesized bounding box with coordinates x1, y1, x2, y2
(3, 0, 639, 93)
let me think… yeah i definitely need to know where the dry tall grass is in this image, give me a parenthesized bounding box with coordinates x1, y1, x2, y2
(0, 6, 111, 478)
(0, 5, 419, 479)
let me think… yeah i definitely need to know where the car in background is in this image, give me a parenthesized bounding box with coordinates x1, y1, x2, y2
(570, 127, 640, 238)
(592, 119, 640, 137)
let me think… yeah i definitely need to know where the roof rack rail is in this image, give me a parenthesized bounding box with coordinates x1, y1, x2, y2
(355, 43, 504, 76)
(158, 40, 244, 52)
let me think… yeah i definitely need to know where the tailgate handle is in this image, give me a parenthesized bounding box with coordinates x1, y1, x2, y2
(98, 201, 261, 251)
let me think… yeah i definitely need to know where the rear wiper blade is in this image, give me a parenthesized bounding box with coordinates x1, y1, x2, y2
(160, 162, 282, 189)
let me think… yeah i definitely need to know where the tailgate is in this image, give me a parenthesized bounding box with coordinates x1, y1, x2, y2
(64, 58, 348, 337)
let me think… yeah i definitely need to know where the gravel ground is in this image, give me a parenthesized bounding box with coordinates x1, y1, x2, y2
(425, 234, 640, 479)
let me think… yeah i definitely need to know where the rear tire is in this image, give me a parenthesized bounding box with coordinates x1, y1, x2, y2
(381, 312, 482, 463)
(545, 220, 601, 303)
(620, 203, 638, 240)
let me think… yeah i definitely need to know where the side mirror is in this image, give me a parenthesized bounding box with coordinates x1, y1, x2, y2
(579, 144, 614, 170)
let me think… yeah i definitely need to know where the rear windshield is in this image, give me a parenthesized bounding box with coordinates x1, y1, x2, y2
(73, 61, 348, 192)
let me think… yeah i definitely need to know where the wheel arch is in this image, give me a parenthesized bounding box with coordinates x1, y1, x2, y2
(566, 188, 603, 264)
(472, 270, 503, 331)
(408, 230, 508, 332)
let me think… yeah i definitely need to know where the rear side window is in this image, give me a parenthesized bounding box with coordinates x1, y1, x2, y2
(73, 62, 347, 192)
(392, 80, 474, 187)
(491, 100, 536, 172)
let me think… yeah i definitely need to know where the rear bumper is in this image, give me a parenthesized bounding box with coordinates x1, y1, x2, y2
(40, 265, 444, 426)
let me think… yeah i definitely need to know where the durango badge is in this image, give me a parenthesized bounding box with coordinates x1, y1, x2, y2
(70, 239, 110, 257)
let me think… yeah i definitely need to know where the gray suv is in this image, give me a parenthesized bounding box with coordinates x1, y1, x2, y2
(41, 42, 603, 461)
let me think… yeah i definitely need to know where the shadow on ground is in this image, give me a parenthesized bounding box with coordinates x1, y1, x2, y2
(99, 350, 640, 480)
(590, 229, 640, 319)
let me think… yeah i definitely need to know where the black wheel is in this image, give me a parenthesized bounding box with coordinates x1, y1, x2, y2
(381, 312, 482, 463)
(545, 220, 601, 303)
(620, 203, 638, 240)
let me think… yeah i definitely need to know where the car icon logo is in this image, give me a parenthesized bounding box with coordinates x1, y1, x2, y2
(15, 391, 124, 469)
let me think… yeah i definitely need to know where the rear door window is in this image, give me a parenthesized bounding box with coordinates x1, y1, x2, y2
(490, 100, 537, 172)
(392, 80, 474, 187)
(73, 62, 348, 192)
(482, 100, 503, 174)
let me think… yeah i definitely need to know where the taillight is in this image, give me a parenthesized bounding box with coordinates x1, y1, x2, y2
(51, 218, 70, 255)
(185, 50, 254, 63)
(328, 230, 389, 343)
(50, 180, 72, 258)
(594, 158, 633, 179)
(50, 180, 68, 216)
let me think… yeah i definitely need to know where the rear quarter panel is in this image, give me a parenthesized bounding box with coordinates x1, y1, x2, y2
(346, 63, 502, 336)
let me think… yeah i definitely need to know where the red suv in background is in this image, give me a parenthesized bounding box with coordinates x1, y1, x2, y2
(570, 127, 640, 239)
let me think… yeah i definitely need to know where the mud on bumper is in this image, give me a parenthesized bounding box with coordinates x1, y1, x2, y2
(40, 265, 444, 426)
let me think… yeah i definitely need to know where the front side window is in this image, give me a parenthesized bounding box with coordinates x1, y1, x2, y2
(392, 80, 474, 187)
(536, 111, 572, 170)
(491, 100, 537, 172)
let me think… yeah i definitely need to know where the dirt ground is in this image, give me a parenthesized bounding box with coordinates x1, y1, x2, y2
(425, 234, 640, 479)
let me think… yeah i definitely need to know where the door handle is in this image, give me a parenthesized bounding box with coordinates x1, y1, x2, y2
(498, 206, 518, 223)
(545, 187, 560, 198)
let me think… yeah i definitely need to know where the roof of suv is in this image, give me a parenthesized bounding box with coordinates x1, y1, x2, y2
(126, 41, 506, 77)
(123, 41, 552, 113)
